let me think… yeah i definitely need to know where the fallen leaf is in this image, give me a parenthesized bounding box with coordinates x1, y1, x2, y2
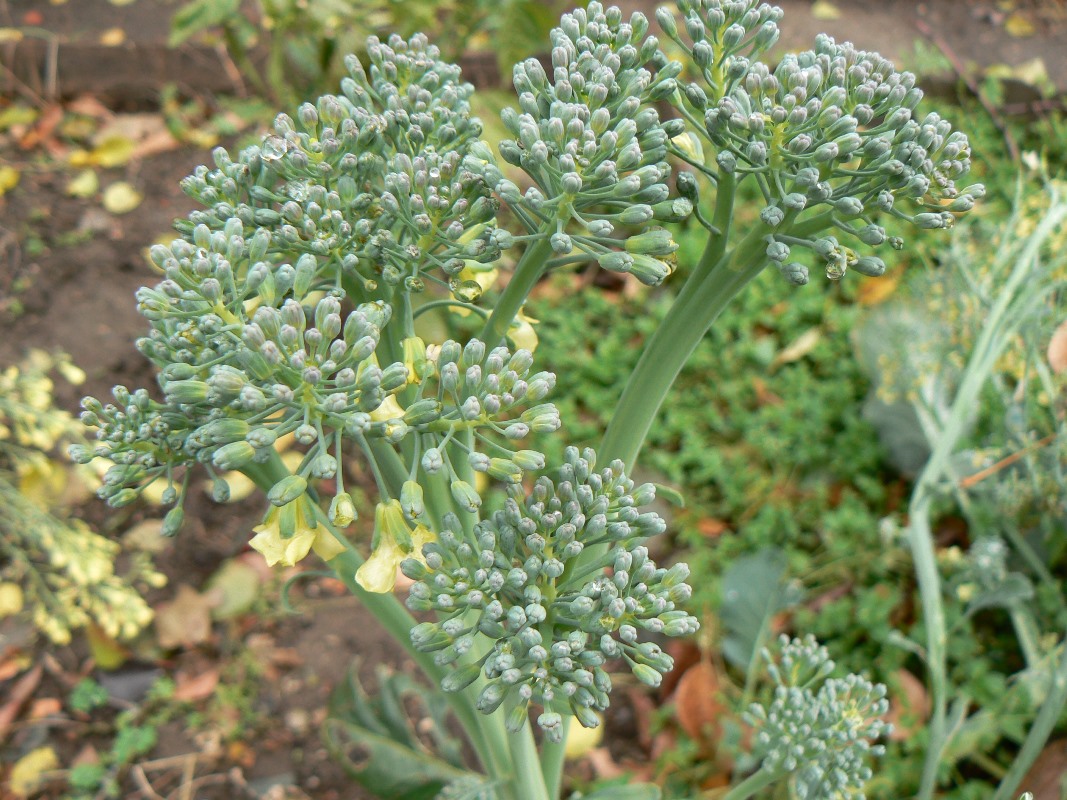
(772, 327, 821, 367)
(886, 669, 931, 741)
(67, 95, 112, 119)
(1018, 739, 1067, 800)
(0, 650, 32, 681)
(0, 663, 43, 742)
(0, 27, 24, 43)
(1004, 12, 1036, 37)
(21, 11, 43, 25)
(857, 270, 902, 305)
(122, 519, 171, 554)
(752, 376, 783, 406)
(585, 747, 625, 780)
(18, 104, 63, 150)
(1048, 320, 1067, 373)
(9, 747, 58, 797)
(102, 181, 143, 214)
(65, 169, 99, 198)
(811, 0, 842, 20)
(697, 517, 730, 538)
(109, 0, 139, 4)
(155, 585, 217, 649)
(99, 27, 126, 46)
(0, 105, 38, 131)
(674, 661, 727, 743)
(94, 113, 179, 159)
(0, 165, 20, 197)
(205, 558, 262, 619)
(68, 135, 135, 168)
(28, 697, 63, 719)
(173, 668, 220, 702)
(86, 623, 130, 671)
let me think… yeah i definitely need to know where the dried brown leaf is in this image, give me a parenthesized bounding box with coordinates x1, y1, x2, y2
(674, 661, 727, 742)
(155, 585, 217, 650)
(1047, 319, 1067, 373)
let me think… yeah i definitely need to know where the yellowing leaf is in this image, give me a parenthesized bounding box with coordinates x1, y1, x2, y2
(772, 327, 822, 367)
(0, 27, 24, 44)
(109, 0, 139, 4)
(99, 27, 126, 46)
(811, 0, 841, 20)
(102, 181, 143, 214)
(857, 270, 902, 305)
(9, 747, 58, 797)
(1004, 13, 1035, 37)
(69, 135, 135, 168)
(0, 581, 25, 616)
(65, 169, 99, 198)
(0, 105, 38, 131)
(0, 165, 21, 197)
(86, 623, 130, 670)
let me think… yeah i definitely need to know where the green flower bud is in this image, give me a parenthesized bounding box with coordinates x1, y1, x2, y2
(441, 663, 483, 693)
(853, 256, 886, 277)
(451, 480, 482, 513)
(631, 663, 662, 687)
(162, 505, 185, 537)
(268, 474, 308, 507)
(165, 379, 210, 404)
(400, 480, 426, 519)
(213, 441, 256, 471)
(625, 228, 678, 256)
(403, 398, 442, 426)
(488, 458, 522, 484)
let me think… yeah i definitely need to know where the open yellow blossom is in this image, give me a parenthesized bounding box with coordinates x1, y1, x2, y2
(250, 496, 345, 567)
(507, 307, 540, 352)
(370, 393, 405, 422)
(356, 500, 436, 593)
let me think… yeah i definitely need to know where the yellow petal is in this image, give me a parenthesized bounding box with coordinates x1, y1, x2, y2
(507, 308, 540, 352)
(355, 538, 405, 593)
(370, 393, 404, 422)
(312, 527, 347, 562)
(249, 508, 315, 567)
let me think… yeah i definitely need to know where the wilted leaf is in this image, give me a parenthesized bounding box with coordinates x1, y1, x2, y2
(674, 661, 727, 742)
(69, 135, 135, 168)
(155, 584, 216, 649)
(1004, 12, 1036, 37)
(205, 558, 262, 619)
(86, 623, 130, 670)
(886, 669, 931, 741)
(0, 663, 43, 741)
(858, 270, 902, 305)
(102, 181, 143, 214)
(697, 517, 729, 538)
(0, 105, 37, 131)
(28, 698, 62, 719)
(1048, 320, 1067, 373)
(173, 668, 220, 701)
(0, 165, 20, 197)
(9, 747, 58, 797)
(122, 518, 170, 554)
(95, 113, 179, 159)
(65, 169, 99, 198)
(772, 327, 821, 367)
(811, 0, 841, 20)
(99, 27, 126, 46)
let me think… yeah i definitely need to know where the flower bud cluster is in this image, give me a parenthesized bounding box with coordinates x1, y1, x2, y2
(747, 635, 890, 799)
(662, 1, 982, 282)
(175, 33, 507, 300)
(402, 447, 698, 740)
(489, 2, 689, 285)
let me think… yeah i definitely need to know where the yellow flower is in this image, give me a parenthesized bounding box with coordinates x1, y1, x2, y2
(507, 307, 540, 352)
(370, 393, 405, 422)
(250, 497, 345, 567)
(356, 500, 436, 593)
(402, 336, 430, 383)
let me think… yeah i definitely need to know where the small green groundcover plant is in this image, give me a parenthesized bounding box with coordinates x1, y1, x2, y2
(76, 0, 993, 796)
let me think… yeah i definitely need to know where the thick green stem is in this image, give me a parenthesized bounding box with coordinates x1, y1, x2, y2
(479, 236, 554, 347)
(721, 768, 779, 800)
(508, 724, 552, 800)
(540, 734, 566, 799)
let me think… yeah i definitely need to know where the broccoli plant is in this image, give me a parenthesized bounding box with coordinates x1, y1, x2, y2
(76, 1, 980, 797)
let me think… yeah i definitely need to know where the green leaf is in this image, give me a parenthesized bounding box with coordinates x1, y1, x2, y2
(327, 664, 469, 796)
(720, 549, 801, 672)
(653, 483, 685, 508)
(964, 573, 1035, 615)
(168, 0, 241, 46)
(323, 718, 471, 800)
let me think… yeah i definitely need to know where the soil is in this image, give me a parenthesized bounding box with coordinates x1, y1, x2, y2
(1, 0, 1065, 797)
